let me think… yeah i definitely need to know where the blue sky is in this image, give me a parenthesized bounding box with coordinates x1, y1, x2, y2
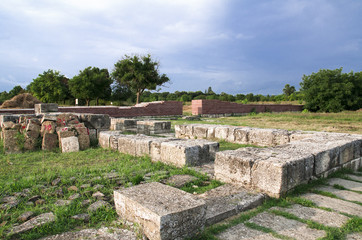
(1, 0, 361, 95)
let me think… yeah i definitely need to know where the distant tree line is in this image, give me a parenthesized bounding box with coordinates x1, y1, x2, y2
(1, 64, 361, 112)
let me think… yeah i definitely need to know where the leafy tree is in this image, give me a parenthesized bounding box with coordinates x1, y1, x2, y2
(28, 69, 70, 103)
(69, 67, 112, 106)
(112, 54, 170, 104)
(111, 83, 133, 102)
(283, 84, 296, 96)
(300, 68, 362, 112)
(8, 85, 25, 98)
(206, 86, 215, 95)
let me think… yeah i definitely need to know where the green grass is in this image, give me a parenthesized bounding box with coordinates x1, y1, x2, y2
(0, 148, 219, 240)
(218, 140, 261, 151)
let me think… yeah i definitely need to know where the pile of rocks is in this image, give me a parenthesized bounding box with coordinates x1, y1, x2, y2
(0, 112, 110, 154)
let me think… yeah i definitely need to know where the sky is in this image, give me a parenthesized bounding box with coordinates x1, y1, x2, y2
(0, 0, 361, 95)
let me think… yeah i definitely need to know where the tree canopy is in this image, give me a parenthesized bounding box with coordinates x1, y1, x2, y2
(28, 69, 70, 103)
(69, 67, 112, 106)
(111, 54, 170, 104)
(300, 68, 362, 112)
(283, 84, 296, 96)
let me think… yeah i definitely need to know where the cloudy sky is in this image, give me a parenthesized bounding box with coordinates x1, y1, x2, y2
(1, 0, 361, 95)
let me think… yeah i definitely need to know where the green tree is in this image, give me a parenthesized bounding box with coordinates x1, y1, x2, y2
(8, 85, 25, 98)
(283, 84, 296, 96)
(28, 69, 70, 103)
(300, 68, 361, 112)
(112, 54, 170, 104)
(69, 67, 112, 106)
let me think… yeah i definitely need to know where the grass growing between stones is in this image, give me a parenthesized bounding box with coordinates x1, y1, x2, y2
(217, 140, 261, 151)
(171, 111, 362, 134)
(195, 169, 362, 240)
(0, 147, 220, 240)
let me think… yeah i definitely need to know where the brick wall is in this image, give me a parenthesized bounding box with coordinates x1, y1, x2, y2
(0, 101, 183, 118)
(192, 99, 303, 115)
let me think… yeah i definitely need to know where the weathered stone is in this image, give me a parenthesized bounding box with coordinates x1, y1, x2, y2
(0, 200, 19, 210)
(28, 195, 41, 202)
(54, 200, 72, 206)
(327, 178, 362, 191)
(68, 186, 78, 191)
(137, 121, 171, 135)
(71, 213, 90, 222)
(80, 114, 111, 130)
(92, 191, 105, 199)
(17, 211, 34, 222)
(198, 184, 265, 226)
(26, 121, 41, 132)
(233, 127, 250, 144)
(217, 223, 279, 240)
(166, 175, 197, 188)
(61, 136, 79, 153)
(80, 184, 91, 189)
(114, 182, 206, 240)
(35, 199, 45, 205)
(3, 129, 21, 153)
(302, 193, 362, 217)
(51, 177, 61, 186)
(78, 134, 90, 150)
(346, 174, 362, 182)
(57, 130, 75, 148)
(40, 227, 137, 240)
(149, 138, 177, 162)
(110, 118, 138, 131)
(118, 135, 154, 156)
(193, 125, 208, 139)
(42, 133, 58, 151)
(41, 121, 56, 136)
(248, 212, 325, 240)
(346, 232, 362, 240)
(271, 204, 349, 228)
(1, 196, 17, 203)
(88, 200, 111, 212)
(93, 184, 104, 190)
(2, 121, 15, 130)
(68, 193, 80, 200)
(35, 103, 58, 114)
(98, 131, 122, 149)
(314, 185, 361, 202)
(215, 126, 229, 140)
(41, 114, 58, 123)
(9, 212, 56, 235)
(160, 139, 218, 167)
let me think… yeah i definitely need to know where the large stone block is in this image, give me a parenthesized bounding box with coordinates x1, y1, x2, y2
(110, 118, 138, 131)
(150, 138, 178, 161)
(174, 125, 186, 138)
(248, 128, 274, 146)
(118, 135, 154, 156)
(80, 114, 110, 130)
(137, 121, 171, 135)
(56, 113, 79, 127)
(3, 129, 21, 154)
(98, 131, 122, 148)
(42, 133, 58, 151)
(160, 139, 218, 167)
(40, 121, 56, 136)
(61, 136, 79, 153)
(114, 182, 206, 240)
(192, 125, 208, 139)
(215, 126, 229, 140)
(57, 130, 75, 148)
(78, 134, 90, 150)
(34, 103, 58, 114)
(233, 127, 250, 144)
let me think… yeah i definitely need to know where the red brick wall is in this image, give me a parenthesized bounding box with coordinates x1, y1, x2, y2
(192, 99, 303, 115)
(0, 101, 183, 117)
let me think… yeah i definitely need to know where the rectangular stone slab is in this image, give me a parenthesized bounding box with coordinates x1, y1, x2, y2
(114, 182, 206, 240)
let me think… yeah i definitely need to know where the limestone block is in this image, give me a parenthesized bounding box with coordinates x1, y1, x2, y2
(192, 125, 208, 139)
(75, 127, 89, 136)
(118, 135, 153, 156)
(24, 130, 40, 151)
(206, 125, 216, 139)
(2, 121, 16, 130)
(150, 138, 178, 161)
(233, 127, 250, 144)
(3, 129, 21, 154)
(339, 142, 355, 164)
(109, 134, 120, 151)
(34, 103, 58, 114)
(41, 114, 58, 123)
(57, 130, 75, 148)
(135, 136, 153, 156)
(248, 128, 274, 146)
(56, 113, 79, 127)
(114, 182, 206, 240)
(80, 114, 110, 130)
(160, 140, 217, 167)
(174, 125, 186, 138)
(185, 124, 194, 138)
(42, 133, 58, 151)
(98, 131, 121, 149)
(273, 129, 290, 145)
(0, 115, 19, 127)
(78, 134, 90, 150)
(40, 121, 56, 136)
(111, 118, 138, 131)
(215, 126, 229, 140)
(350, 158, 361, 171)
(61, 136, 79, 153)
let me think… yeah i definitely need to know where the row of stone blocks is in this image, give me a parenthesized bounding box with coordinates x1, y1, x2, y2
(214, 131, 362, 197)
(110, 118, 171, 135)
(99, 131, 219, 167)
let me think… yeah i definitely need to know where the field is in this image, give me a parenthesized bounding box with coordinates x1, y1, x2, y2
(1, 111, 361, 239)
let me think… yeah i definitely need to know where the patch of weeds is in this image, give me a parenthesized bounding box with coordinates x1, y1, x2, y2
(218, 140, 261, 151)
(15, 131, 25, 151)
(181, 179, 223, 194)
(333, 184, 362, 194)
(311, 189, 339, 199)
(0, 136, 4, 154)
(288, 177, 327, 196)
(286, 196, 316, 207)
(344, 217, 362, 233)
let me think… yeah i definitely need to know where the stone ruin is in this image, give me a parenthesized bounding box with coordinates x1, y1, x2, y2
(0, 104, 110, 153)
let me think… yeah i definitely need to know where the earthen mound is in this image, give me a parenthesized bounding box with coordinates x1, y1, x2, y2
(0, 93, 42, 109)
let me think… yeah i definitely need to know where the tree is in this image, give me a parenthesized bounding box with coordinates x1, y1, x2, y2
(112, 54, 170, 104)
(28, 69, 70, 103)
(8, 85, 25, 98)
(300, 68, 362, 112)
(283, 84, 296, 96)
(69, 67, 112, 106)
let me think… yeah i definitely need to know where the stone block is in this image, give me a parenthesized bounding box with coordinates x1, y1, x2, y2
(98, 131, 122, 148)
(339, 142, 355, 164)
(160, 139, 218, 167)
(174, 125, 186, 138)
(118, 135, 153, 156)
(57, 130, 75, 148)
(3, 129, 21, 154)
(114, 182, 206, 240)
(75, 127, 89, 136)
(40, 121, 56, 136)
(137, 121, 171, 135)
(206, 125, 216, 139)
(233, 127, 250, 144)
(56, 113, 79, 127)
(78, 134, 90, 150)
(248, 128, 274, 146)
(193, 125, 208, 139)
(89, 129, 97, 143)
(215, 126, 229, 140)
(24, 130, 40, 151)
(61, 136, 79, 153)
(42, 133, 58, 151)
(80, 114, 111, 130)
(273, 129, 290, 145)
(2, 121, 15, 130)
(34, 103, 58, 114)
(41, 114, 58, 123)
(0, 114, 20, 127)
(110, 118, 138, 131)
(118, 135, 137, 155)
(149, 138, 178, 161)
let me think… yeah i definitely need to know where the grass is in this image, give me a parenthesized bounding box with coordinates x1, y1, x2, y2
(172, 111, 362, 134)
(0, 148, 221, 240)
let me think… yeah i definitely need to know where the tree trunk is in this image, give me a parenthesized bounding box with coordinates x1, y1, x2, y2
(86, 99, 90, 106)
(136, 91, 140, 104)
(96, 98, 99, 106)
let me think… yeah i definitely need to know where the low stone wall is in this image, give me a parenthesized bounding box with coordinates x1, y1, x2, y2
(99, 131, 219, 167)
(192, 99, 303, 116)
(110, 118, 171, 135)
(0, 101, 182, 118)
(175, 124, 362, 197)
